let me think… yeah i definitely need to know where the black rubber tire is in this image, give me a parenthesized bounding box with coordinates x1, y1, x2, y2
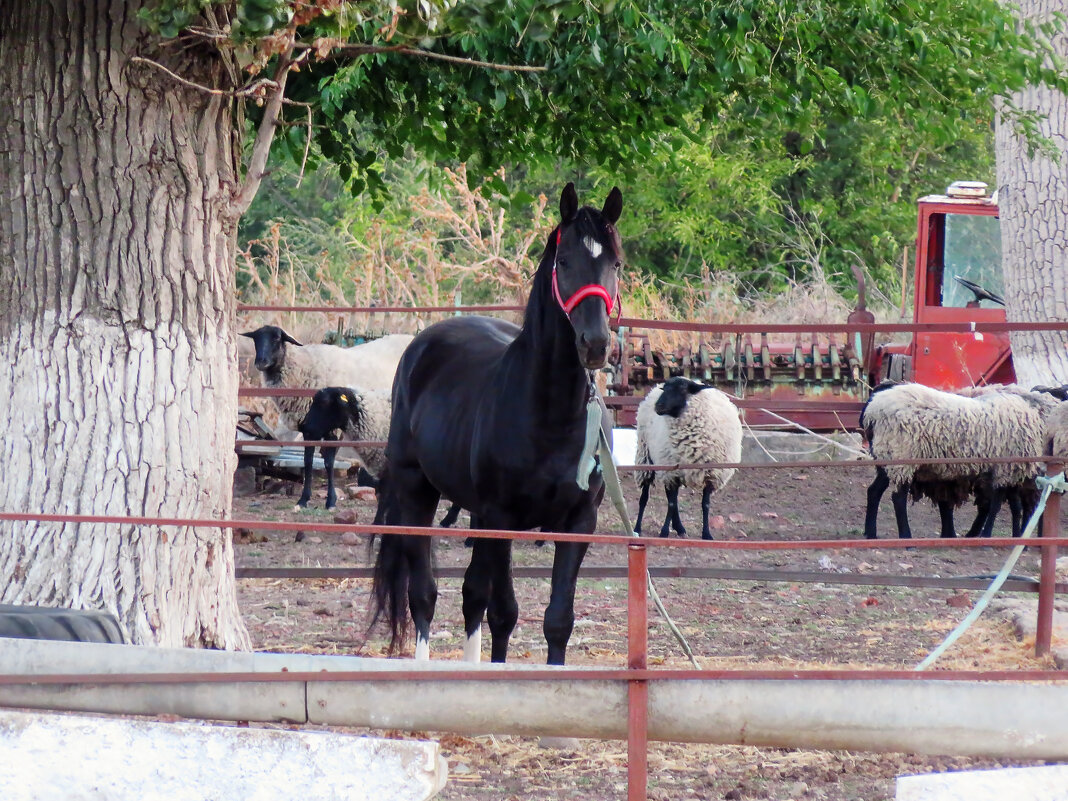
(0, 604, 124, 644)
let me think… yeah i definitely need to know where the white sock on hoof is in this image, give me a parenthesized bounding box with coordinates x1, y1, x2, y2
(463, 629, 482, 663)
(415, 635, 430, 661)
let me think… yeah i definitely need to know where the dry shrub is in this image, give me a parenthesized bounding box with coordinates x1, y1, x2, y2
(237, 168, 889, 356)
(237, 166, 545, 342)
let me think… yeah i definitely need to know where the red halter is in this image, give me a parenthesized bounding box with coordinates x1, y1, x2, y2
(550, 229, 621, 320)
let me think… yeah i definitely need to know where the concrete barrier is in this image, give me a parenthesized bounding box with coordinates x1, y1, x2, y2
(896, 764, 1068, 800)
(0, 708, 446, 801)
(4, 639, 1068, 759)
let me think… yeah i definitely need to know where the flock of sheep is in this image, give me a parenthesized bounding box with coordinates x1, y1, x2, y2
(241, 323, 1068, 541)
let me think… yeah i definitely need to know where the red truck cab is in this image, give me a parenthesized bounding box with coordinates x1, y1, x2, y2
(875, 181, 1014, 388)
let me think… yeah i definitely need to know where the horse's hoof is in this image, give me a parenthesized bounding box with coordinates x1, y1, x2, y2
(701, 533, 713, 541)
(658, 531, 670, 538)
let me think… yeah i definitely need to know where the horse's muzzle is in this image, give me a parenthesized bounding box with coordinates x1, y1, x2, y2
(577, 331, 609, 368)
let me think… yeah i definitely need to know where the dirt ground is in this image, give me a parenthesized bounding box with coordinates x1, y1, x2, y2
(233, 460, 1066, 801)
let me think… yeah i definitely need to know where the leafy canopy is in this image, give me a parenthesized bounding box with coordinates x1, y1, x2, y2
(141, 0, 1066, 197)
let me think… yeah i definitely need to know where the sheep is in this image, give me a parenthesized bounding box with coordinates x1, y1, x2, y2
(296, 386, 392, 510)
(1048, 400, 1068, 460)
(297, 386, 464, 528)
(633, 376, 743, 540)
(240, 325, 413, 433)
(861, 381, 1065, 540)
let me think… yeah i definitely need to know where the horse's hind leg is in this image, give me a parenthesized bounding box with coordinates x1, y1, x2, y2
(376, 465, 441, 660)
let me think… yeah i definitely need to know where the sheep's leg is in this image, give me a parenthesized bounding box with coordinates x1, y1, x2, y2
(634, 476, 652, 536)
(662, 481, 686, 538)
(864, 467, 890, 539)
(1007, 489, 1024, 538)
(321, 433, 340, 510)
(964, 491, 994, 538)
(936, 500, 957, 538)
(439, 502, 462, 528)
(976, 487, 1003, 538)
(890, 481, 913, 539)
(700, 483, 714, 540)
(296, 443, 316, 508)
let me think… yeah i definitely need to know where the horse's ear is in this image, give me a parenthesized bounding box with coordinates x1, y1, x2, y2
(601, 187, 623, 225)
(560, 182, 578, 224)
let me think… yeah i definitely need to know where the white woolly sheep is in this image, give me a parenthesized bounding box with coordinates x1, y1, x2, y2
(861, 381, 1065, 540)
(240, 325, 413, 432)
(1048, 400, 1068, 461)
(634, 377, 743, 540)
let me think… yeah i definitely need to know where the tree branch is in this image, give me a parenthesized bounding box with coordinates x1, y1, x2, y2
(129, 56, 277, 99)
(230, 48, 300, 218)
(324, 43, 547, 72)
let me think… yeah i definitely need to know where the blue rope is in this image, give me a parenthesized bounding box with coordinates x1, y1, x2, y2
(915, 472, 1066, 670)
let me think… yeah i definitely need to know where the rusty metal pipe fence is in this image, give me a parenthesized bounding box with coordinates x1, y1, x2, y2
(3, 307, 1065, 800)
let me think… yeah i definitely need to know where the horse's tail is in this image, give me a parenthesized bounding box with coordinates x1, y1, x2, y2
(370, 532, 411, 653)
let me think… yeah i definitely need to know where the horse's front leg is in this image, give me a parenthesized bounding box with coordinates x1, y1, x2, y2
(544, 538, 591, 665)
(460, 517, 515, 663)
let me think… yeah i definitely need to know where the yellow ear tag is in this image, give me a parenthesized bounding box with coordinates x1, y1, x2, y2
(340, 394, 349, 402)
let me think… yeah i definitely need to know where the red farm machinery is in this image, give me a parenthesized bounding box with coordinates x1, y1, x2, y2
(604, 181, 1012, 431)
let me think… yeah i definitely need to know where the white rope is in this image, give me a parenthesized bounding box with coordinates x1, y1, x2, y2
(750, 407, 869, 459)
(914, 472, 1066, 670)
(596, 429, 702, 669)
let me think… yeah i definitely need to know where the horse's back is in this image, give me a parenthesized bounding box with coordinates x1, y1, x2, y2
(395, 316, 517, 393)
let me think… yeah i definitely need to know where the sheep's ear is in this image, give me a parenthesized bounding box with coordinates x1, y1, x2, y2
(281, 330, 302, 347)
(688, 382, 712, 395)
(601, 187, 622, 225)
(560, 182, 578, 224)
(240, 330, 256, 339)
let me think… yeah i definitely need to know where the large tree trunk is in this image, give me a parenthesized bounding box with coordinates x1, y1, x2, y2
(0, 0, 250, 648)
(995, 0, 1068, 388)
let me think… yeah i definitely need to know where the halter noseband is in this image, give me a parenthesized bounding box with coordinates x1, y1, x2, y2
(550, 228, 621, 321)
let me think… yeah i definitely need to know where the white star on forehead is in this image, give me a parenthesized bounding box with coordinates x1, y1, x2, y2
(583, 236, 603, 258)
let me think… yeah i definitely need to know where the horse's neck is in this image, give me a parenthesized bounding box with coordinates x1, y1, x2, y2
(507, 269, 591, 419)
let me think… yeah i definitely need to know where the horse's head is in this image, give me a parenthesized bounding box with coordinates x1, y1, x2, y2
(240, 325, 302, 373)
(551, 182, 624, 369)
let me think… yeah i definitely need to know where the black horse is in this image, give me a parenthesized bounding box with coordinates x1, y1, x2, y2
(371, 183, 622, 665)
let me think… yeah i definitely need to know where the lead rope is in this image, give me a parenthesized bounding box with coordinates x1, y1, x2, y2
(594, 420, 703, 669)
(914, 470, 1068, 670)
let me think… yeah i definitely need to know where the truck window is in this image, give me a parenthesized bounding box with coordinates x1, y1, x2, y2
(940, 213, 1003, 308)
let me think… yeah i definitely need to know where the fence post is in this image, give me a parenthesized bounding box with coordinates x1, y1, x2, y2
(1036, 460, 1063, 658)
(627, 543, 649, 801)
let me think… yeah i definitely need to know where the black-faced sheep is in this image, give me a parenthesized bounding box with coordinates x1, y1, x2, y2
(297, 386, 465, 525)
(861, 381, 1065, 539)
(296, 386, 391, 509)
(634, 377, 743, 540)
(240, 325, 413, 433)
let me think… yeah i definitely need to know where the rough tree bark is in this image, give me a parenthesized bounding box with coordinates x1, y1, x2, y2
(995, 0, 1068, 388)
(0, 0, 251, 648)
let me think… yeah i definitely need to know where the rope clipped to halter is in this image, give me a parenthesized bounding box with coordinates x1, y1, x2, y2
(550, 228, 621, 321)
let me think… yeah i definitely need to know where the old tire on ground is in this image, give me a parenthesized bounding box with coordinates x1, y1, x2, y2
(0, 605, 124, 644)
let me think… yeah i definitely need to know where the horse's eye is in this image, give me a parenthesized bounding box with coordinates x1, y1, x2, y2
(614, 260, 622, 270)
(558, 258, 568, 269)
